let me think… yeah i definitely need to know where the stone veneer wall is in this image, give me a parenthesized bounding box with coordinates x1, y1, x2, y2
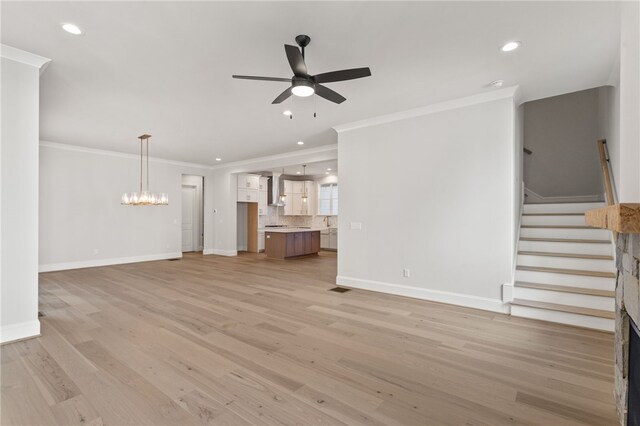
(615, 233, 640, 425)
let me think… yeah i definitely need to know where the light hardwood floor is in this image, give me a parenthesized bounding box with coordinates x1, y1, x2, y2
(1, 252, 617, 425)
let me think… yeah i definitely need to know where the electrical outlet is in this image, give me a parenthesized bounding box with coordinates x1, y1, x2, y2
(93, 248, 99, 255)
(403, 268, 410, 278)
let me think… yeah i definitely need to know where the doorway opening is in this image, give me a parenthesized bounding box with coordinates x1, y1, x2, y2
(181, 175, 204, 253)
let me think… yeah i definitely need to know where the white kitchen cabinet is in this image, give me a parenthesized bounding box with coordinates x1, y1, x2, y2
(237, 174, 260, 203)
(259, 177, 269, 191)
(320, 228, 337, 250)
(258, 190, 268, 215)
(292, 181, 304, 194)
(283, 180, 294, 196)
(282, 179, 314, 216)
(320, 230, 329, 249)
(238, 188, 258, 203)
(329, 228, 338, 250)
(238, 174, 260, 190)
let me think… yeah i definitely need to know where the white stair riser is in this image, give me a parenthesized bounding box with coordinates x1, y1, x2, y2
(513, 287, 614, 311)
(518, 240, 613, 256)
(521, 215, 586, 226)
(517, 255, 616, 273)
(511, 305, 614, 332)
(523, 203, 605, 214)
(520, 227, 610, 240)
(515, 270, 615, 291)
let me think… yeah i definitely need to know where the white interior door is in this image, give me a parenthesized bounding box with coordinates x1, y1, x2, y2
(182, 185, 196, 252)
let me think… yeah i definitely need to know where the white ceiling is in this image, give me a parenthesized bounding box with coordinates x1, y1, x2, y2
(2, 2, 620, 165)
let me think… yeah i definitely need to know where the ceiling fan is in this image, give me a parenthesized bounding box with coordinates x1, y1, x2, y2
(232, 35, 371, 105)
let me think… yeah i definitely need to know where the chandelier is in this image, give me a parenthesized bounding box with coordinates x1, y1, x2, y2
(121, 134, 168, 206)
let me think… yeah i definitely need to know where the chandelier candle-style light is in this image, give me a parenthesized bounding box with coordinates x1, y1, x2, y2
(121, 134, 168, 206)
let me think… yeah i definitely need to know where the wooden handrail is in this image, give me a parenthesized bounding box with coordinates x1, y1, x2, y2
(597, 139, 615, 206)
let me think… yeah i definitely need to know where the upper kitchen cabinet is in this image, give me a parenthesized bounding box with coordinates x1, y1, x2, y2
(258, 177, 268, 215)
(238, 174, 260, 190)
(237, 174, 261, 203)
(282, 179, 314, 216)
(259, 177, 269, 192)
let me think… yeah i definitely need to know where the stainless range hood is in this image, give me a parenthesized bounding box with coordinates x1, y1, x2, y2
(267, 172, 285, 206)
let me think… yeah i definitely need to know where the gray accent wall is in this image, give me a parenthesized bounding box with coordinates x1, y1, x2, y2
(523, 88, 606, 199)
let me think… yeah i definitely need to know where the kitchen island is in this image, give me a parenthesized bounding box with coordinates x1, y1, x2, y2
(264, 228, 321, 259)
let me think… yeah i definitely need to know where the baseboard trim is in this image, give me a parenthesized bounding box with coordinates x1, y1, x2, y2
(39, 252, 183, 272)
(1, 320, 40, 344)
(202, 248, 214, 255)
(503, 283, 515, 303)
(210, 249, 238, 257)
(336, 276, 509, 314)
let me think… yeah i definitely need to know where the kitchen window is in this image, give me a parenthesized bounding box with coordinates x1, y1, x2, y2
(318, 183, 338, 215)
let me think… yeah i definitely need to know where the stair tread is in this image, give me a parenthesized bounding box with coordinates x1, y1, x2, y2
(520, 237, 611, 244)
(514, 281, 614, 297)
(521, 225, 594, 229)
(524, 202, 604, 205)
(517, 251, 614, 260)
(516, 265, 616, 278)
(512, 299, 614, 319)
(522, 213, 584, 216)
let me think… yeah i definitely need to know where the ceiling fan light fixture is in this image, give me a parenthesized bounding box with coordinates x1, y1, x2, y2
(291, 80, 315, 97)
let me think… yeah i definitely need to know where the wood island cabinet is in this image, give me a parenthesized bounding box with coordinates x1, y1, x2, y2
(265, 230, 321, 259)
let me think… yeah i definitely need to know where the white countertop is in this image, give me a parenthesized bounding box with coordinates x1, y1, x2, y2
(260, 227, 336, 233)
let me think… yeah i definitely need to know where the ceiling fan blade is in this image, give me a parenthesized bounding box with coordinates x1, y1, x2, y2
(232, 75, 292, 82)
(313, 67, 371, 84)
(272, 87, 292, 104)
(285, 45, 307, 76)
(315, 84, 346, 104)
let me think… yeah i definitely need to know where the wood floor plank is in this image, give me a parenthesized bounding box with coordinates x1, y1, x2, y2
(0, 251, 617, 425)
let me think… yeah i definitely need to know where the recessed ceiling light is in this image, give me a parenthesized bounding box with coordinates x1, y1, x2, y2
(283, 110, 292, 116)
(215, 158, 222, 162)
(487, 79, 504, 88)
(501, 41, 520, 52)
(326, 168, 332, 171)
(297, 141, 304, 145)
(62, 23, 82, 35)
(296, 171, 301, 175)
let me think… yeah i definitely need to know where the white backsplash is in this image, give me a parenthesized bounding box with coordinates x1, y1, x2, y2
(259, 205, 337, 229)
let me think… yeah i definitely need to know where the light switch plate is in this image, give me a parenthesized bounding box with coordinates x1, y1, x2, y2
(350, 222, 362, 230)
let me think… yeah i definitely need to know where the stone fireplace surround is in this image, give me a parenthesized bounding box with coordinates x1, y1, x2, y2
(615, 233, 640, 425)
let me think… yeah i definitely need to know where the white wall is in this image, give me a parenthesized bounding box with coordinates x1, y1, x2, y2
(1, 48, 50, 343)
(617, 1, 640, 202)
(39, 143, 214, 271)
(336, 89, 518, 312)
(605, 2, 640, 203)
(522, 88, 604, 199)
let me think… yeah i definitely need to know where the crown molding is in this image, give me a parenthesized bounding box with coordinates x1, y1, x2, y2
(1, 44, 51, 74)
(39, 141, 216, 170)
(40, 140, 338, 173)
(333, 85, 520, 134)
(210, 144, 338, 172)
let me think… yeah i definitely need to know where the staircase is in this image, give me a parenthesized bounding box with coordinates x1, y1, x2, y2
(511, 202, 616, 332)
